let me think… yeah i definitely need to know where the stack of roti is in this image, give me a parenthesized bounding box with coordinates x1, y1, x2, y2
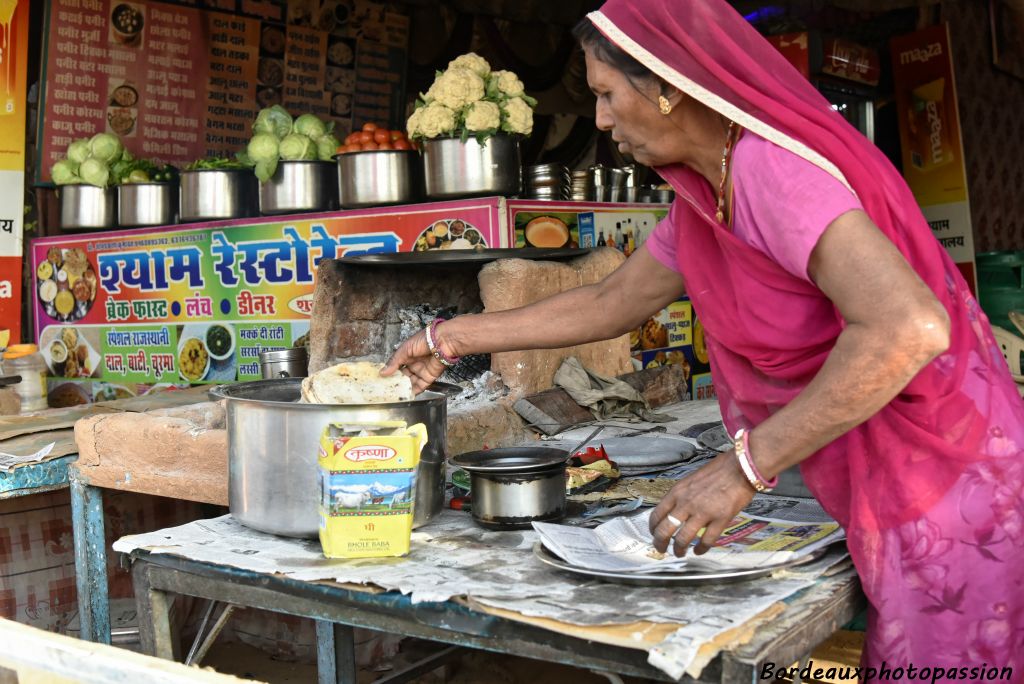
(301, 362, 414, 404)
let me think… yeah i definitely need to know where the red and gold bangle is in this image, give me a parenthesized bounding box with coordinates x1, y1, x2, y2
(733, 428, 778, 493)
(424, 317, 460, 368)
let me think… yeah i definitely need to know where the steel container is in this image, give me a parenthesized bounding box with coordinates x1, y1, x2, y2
(259, 347, 309, 379)
(179, 169, 258, 222)
(259, 160, 339, 215)
(422, 135, 522, 200)
(117, 182, 177, 227)
(210, 378, 449, 538)
(59, 184, 117, 230)
(450, 447, 567, 530)
(336, 150, 418, 208)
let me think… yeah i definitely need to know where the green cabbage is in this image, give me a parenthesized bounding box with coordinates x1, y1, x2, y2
(79, 157, 111, 187)
(293, 113, 327, 140)
(254, 159, 279, 184)
(253, 105, 293, 139)
(67, 139, 91, 164)
(316, 134, 340, 161)
(88, 133, 123, 164)
(279, 133, 316, 161)
(247, 133, 280, 163)
(51, 159, 81, 185)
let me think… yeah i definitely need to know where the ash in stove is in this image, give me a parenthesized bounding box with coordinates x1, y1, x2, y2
(396, 305, 491, 384)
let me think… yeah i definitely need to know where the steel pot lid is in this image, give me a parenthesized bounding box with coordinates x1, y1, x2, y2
(451, 447, 568, 473)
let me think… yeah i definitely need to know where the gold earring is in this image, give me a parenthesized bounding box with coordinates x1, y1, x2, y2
(658, 95, 673, 115)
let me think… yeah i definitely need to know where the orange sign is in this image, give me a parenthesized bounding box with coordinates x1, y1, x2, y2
(891, 23, 976, 293)
(0, 0, 28, 347)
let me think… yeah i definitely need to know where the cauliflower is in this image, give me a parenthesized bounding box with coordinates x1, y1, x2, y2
(465, 101, 501, 132)
(490, 70, 525, 98)
(426, 67, 486, 111)
(410, 103, 457, 139)
(448, 52, 491, 78)
(502, 97, 534, 136)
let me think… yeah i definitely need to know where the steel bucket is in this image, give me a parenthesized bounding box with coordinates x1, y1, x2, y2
(179, 169, 258, 222)
(336, 149, 419, 208)
(259, 160, 339, 215)
(422, 135, 522, 200)
(59, 184, 117, 230)
(117, 182, 177, 227)
(209, 378, 448, 538)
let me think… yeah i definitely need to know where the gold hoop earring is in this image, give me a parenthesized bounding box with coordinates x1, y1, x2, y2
(658, 95, 673, 115)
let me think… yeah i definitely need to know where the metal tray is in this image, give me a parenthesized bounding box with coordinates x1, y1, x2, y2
(532, 542, 827, 586)
(344, 248, 591, 265)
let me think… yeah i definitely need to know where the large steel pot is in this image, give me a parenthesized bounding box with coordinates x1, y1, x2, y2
(179, 169, 258, 222)
(118, 182, 177, 227)
(336, 149, 418, 208)
(259, 160, 339, 215)
(450, 447, 567, 530)
(422, 135, 522, 200)
(59, 184, 117, 230)
(210, 378, 448, 538)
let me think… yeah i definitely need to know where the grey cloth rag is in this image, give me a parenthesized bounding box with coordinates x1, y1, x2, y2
(553, 357, 673, 423)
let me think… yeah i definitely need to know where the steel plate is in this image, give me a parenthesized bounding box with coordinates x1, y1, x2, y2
(343, 248, 592, 265)
(532, 542, 827, 586)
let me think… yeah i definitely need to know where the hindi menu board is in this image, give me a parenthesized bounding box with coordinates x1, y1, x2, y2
(38, 0, 409, 183)
(29, 199, 511, 403)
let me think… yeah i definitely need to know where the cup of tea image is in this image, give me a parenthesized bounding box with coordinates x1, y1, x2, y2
(523, 216, 570, 248)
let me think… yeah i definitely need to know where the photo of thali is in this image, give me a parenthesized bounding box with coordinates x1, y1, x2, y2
(413, 219, 487, 252)
(38, 325, 101, 379)
(178, 323, 237, 384)
(36, 247, 98, 323)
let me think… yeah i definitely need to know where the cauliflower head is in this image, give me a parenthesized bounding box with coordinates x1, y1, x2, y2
(448, 52, 491, 78)
(426, 68, 486, 111)
(502, 97, 534, 136)
(409, 102, 457, 139)
(465, 101, 501, 132)
(490, 70, 525, 98)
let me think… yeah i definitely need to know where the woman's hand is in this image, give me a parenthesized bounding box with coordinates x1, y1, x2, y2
(380, 329, 447, 393)
(649, 451, 755, 556)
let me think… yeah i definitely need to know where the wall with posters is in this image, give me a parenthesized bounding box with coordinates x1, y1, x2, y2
(37, 0, 409, 184)
(891, 23, 978, 293)
(0, 0, 29, 347)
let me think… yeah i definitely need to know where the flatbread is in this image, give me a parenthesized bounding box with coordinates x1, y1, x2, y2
(301, 362, 414, 405)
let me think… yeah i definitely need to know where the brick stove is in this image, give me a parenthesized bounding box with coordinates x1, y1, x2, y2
(308, 248, 635, 452)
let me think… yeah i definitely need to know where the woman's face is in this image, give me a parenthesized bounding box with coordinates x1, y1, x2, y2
(585, 48, 681, 166)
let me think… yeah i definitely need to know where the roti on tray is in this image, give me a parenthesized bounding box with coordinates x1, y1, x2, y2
(301, 362, 414, 404)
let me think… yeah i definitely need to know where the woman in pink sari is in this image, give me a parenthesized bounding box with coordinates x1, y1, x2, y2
(385, 0, 1024, 677)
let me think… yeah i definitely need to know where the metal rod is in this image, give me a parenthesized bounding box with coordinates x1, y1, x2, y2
(371, 645, 464, 684)
(189, 604, 237, 667)
(184, 600, 218, 665)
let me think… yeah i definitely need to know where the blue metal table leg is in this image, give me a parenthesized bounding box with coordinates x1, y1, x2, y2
(316, 620, 356, 684)
(70, 473, 110, 644)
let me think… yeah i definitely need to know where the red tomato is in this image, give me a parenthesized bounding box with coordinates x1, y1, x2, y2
(360, 141, 379, 151)
(344, 132, 360, 145)
(362, 122, 378, 132)
(392, 138, 411, 150)
(357, 131, 373, 144)
(372, 129, 390, 144)
(377, 141, 393, 150)
(390, 130, 404, 142)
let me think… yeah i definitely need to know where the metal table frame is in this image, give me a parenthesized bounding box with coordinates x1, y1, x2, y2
(128, 549, 865, 684)
(0, 455, 74, 500)
(69, 469, 112, 644)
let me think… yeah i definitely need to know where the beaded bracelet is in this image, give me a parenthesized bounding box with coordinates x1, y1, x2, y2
(424, 317, 460, 368)
(733, 428, 778, 493)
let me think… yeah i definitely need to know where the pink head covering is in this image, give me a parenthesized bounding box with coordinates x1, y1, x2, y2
(586, 0, 1023, 535)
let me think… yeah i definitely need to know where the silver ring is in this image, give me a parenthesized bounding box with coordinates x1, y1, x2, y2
(666, 514, 683, 528)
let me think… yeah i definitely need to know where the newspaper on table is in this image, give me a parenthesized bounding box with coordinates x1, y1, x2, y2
(533, 497, 844, 575)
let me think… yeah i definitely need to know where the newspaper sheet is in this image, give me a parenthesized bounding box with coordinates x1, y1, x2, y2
(533, 505, 844, 574)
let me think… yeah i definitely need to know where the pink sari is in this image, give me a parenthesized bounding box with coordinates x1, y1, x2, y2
(592, 1, 1024, 678)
